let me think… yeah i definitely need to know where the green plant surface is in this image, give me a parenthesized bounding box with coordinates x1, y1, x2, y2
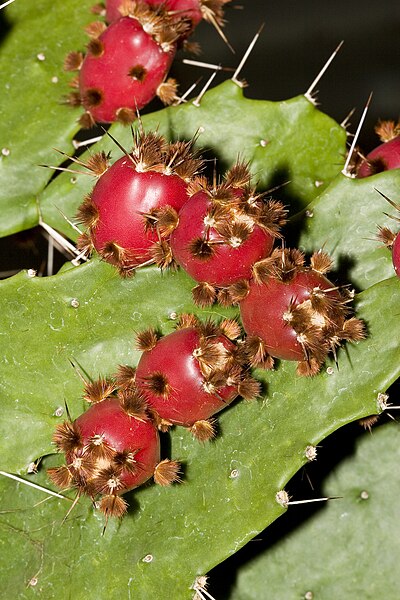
(0, 257, 399, 598)
(0, 0, 95, 237)
(227, 419, 400, 599)
(296, 169, 400, 291)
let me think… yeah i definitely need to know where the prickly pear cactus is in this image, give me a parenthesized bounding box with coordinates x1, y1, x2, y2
(0, 1, 399, 599)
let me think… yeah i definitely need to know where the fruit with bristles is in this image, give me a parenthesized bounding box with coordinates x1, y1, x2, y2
(357, 120, 400, 177)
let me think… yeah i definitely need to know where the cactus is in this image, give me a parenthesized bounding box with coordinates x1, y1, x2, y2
(0, 1, 399, 599)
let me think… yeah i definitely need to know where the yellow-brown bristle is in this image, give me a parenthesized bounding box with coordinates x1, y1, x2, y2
(219, 318, 242, 340)
(216, 220, 253, 248)
(52, 421, 83, 453)
(143, 372, 172, 398)
(131, 129, 166, 171)
(82, 88, 103, 109)
(128, 64, 147, 81)
(375, 119, 400, 142)
(197, 318, 220, 339)
(252, 255, 277, 285)
(310, 250, 333, 274)
(377, 225, 396, 248)
(86, 37, 104, 58)
(341, 317, 366, 342)
(210, 185, 235, 205)
(116, 107, 136, 125)
(154, 205, 179, 237)
(175, 313, 199, 330)
(115, 364, 136, 390)
(85, 151, 110, 176)
(83, 377, 116, 404)
(100, 241, 128, 266)
(186, 176, 208, 197)
(64, 51, 84, 72)
(76, 231, 95, 255)
(188, 237, 217, 261)
(98, 494, 128, 518)
(76, 194, 99, 229)
(243, 336, 271, 368)
(256, 200, 288, 236)
(157, 78, 178, 105)
(295, 327, 328, 364)
(136, 327, 158, 352)
(69, 454, 97, 481)
(64, 92, 82, 107)
(119, 388, 148, 419)
(150, 240, 176, 271)
(359, 414, 380, 431)
(223, 161, 252, 188)
(216, 287, 236, 307)
(165, 139, 204, 180)
(47, 465, 73, 489)
(84, 434, 116, 461)
(153, 459, 181, 486)
(225, 279, 250, 304)
(296, 358, 322, 377)
(68, 76, 80, 89)
(238, 377, 261, 401)
(190, 419, 216, 442)
(193, 340, 231, 372)
(192, 282, 216, 307)
(85, 20, 107, 38)
(113, 449, 140, 474)
(201, 0, 231, 25)
(79, 111, 96, 130)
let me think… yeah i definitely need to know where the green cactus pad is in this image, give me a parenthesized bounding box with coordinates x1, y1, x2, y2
(0, 0, 345, 238)
(227, 419, 400, 599)
(0, 258, 399, 598)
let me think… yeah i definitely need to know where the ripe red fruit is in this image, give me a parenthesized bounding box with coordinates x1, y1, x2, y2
(376, 192, 400, 279)
(64, 7, 185, 126)
(48, 382, 180, 518)
(239, 249, 366, 376)
(392, 231, 400, 277)
(357, 119, 400, 177)
(76, 130, 203, 275)
(130, 314, 260, 440)
(168, 163, 287, 306)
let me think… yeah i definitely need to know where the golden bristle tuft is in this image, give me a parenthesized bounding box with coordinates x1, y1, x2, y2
(92, 465, 124, 495)
(98, 494, 128, 518)
(192, 282, 216, 307)
(193, 339, 230, 372)
(157, 78, 179, 105)
(188, 237, 217, 261)
(375, 119, 400, 142)
(216, 287, 235, 307)
(341, 317, 366, 342)
(47, 465, 73, 490)
(255, 200, 288, 237)
(115, 364, 136, 390)
(224, 279, 250, 304)
(85, 20, 107, 38)
(69, 454, 97, 482)
(128, 64, 147, 81)
(113, 449, 140, 474)
(223, 161, 252, 188)
(64, 92, 82, 107)
(310, 250, 333, 274)
(186, 175, 208, 197)
(190, 419, 216, 442)
(76, 231, 95, 256)
(143, 372, 172, 398)
(243, 336, 271, 368)
(84, 434, 115, 461)
(64, 51, 84, 72)
(296, 358, 322, 377)
(52, 421, 82, 453)
(131, 129, 166, 171)
(197, 318, 220, 339)
(86, 37, 105, 58)
(100, 241, 128, 266)
(116, 107, 136, 125)
(215, 220, 253, 248)
(150, 240, 176, 271)
(136, 327, 158, 352)
(76, 194, 99, 229)
(78, 111, 96, 129)
(252, 255, 277, 285)
(165, 139, 204, 181)
(68, 76, 80, 89)
(85, 151, 110, 176)
(219, 318, 242, 340)
(238, 377, 261, 401)
(82, 88, 103, 109)
(153, 459, 181, 486)
(154, 205, 179, 237)
(175, 313, 199, 330)
(83, 377, 116, 404)
(377, 225, 396, 248)
(359, 414, 380, 431)
(119, 388, 148, 419)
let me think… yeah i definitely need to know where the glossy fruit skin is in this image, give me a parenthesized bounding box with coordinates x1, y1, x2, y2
(170, 191, 275, 287)
(135, 327, 238, 426)
(70, 398, 160, 492)
(392, 231, 400, 278)
(240, 270, 340, 361)
(91, 156, 189, 267)
(357, 136, 400, 177)
(79, 17, 175, 123)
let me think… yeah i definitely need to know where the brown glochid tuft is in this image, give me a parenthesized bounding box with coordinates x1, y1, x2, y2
(153, 459, 181, 486)
(190, 418, 216, 442)
(136, 327, 159, 352)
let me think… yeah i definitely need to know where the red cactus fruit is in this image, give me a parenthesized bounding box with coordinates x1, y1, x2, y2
(64, 5, 187, 126)
(357, 119, 400, 177)
(75, 129, 203, 276)
(393, 232, 400, 277)
(48, 381, 180, 519)
(124, 314, 260, 441)
(168, 163, 287, 306)
(238, 248, 366, 376)
(105, 0, 230, 42)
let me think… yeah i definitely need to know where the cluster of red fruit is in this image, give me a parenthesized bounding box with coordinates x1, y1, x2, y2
(64, 0, 231, 126)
